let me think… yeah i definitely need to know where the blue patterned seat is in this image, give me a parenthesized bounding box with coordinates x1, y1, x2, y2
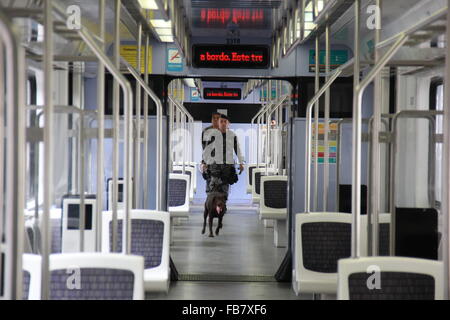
(338, 257, 444, 300)
(294, 213, 369, 295)
(22, 253, 144, 300)
(102, 210, 171, 293)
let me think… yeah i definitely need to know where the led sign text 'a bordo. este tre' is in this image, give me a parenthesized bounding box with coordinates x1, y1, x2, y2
(193, 45, 270, 69)
(203, 88, 242, 100)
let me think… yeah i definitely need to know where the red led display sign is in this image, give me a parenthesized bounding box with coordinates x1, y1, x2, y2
(193, 45, 270, 69)
(198, 8, 265, 28)
(203, 88, 242, 100)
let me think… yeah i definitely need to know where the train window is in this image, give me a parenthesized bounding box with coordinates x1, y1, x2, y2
(304, 1, 315, 38)
(430, 79, 444, 205)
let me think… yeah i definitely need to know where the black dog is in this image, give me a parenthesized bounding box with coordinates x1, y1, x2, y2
(202, 192, 227, 237)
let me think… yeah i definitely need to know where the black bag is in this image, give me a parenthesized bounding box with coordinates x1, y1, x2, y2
(224, 165, 239, 185)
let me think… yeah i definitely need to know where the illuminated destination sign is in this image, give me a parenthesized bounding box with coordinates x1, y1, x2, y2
(203, 88, 242, 100)
(193, 45, 270, 69)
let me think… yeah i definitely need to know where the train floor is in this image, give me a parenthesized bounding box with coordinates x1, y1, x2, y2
(146, 206, 311, 300)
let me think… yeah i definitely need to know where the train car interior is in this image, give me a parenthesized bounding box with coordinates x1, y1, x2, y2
(0, 0, 450, 301)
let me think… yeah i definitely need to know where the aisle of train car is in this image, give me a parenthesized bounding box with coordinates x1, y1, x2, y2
(148, 206, 305, 300)
(1, 0, 450, 302)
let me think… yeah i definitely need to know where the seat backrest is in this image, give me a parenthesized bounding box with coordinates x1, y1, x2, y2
(248, 164, 265, 186)
(378, 214, 391, 256)
(247, 164, 256, 186)
(338, 257, 444, 300)
(260, 176, 288, 211)
(22, 253, 145, 300)
(61, 196, 97, 253)
(252, 168, 276, 198)
(338, 184, 367, 214)
(296, 213, 354, 274)
(107, 178, 131, 210)
(173, 166, 195, 197)
(168, 173, 190, 212)
(22, 254, 42, 300)
(102, 210, 170, 272)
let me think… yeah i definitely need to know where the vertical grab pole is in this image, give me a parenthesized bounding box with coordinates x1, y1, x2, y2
(353, 35, 407, 259)
(351, 0, 361, 258)
(95, 0, 105, 252)
(323, 23, 330, 212)
(313, 36, 320, 212)
(0, 8, 26, 300)
(79, 101, 85, 252)
(135, 23, 142, 208)
(111, 0, 120, 252)
(442, 0, 450, 299)
(168, 85, 173, 173)
(336, 120, 343, 210)
(265, 105, 270, 176)
(143, 34, 149, 209)
(156, 77, 162, 212)
(305, 70, 343, 214)
(123, 55, 133, 255)
(76, 13, 135, 259)
(370, 0, 382, 256)
(41, 0, 54, 299)
(0, 39, 4, 296)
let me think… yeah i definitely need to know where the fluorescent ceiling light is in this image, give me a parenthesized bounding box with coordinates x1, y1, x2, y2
(150, 19, 172, 28)
(155, 28, 172, 36)
(184, 78, 196, 88)
(138, 0, 159, 10)
(159, 35, 174, 42)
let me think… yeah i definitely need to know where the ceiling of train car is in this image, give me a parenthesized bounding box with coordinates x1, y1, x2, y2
(62, 0, 135, 41)
(329, 0, 425, 43)
(184, 0, 281, 40)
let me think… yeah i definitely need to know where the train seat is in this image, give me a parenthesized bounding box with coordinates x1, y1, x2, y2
(251, 168, 276, 205)
(102, 210, 171, 293)
(24, 208, 69, 254)
(168, 173, 190, 218)
(22, 254, 42, 300)
(188, 162, 198, 193)
(22, 253, 145, 300)
(293, 213, 369, 295)
(61, 195, 97, 253)
(246, 164, 265, 194)
(337, 257, 444, 300)
(259, 175, 288, 247)
(172, 166, 195, 201)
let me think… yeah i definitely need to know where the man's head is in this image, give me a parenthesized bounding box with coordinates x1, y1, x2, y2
(219, 114, 229, 132)
(211, 112, 221, 128)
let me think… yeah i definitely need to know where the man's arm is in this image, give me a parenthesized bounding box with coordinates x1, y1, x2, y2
(233, 134, 245, 172)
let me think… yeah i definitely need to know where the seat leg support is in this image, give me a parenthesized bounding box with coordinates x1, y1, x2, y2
(274, 219, 287, 248)
(264, 219, 274, 228)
